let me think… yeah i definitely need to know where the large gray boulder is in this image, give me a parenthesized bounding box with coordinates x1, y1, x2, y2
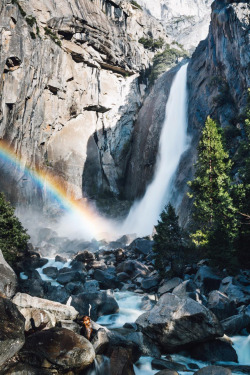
(71, 290, 119, 321)
(189, 338, 238, 363)
(221, 312, 250, 336)
(0, 296, 25, 366)
(158, 278, 183, 295)
(207, 290, 237, 321)
(22, 327, 95, 371)
(0, 250, 17, 298)
(136, 293, 224, 352)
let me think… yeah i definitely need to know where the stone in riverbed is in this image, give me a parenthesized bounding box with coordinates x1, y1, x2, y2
(207, 290, 237, 321)
(42, 266, 58, 279)
(194, 365, 231, 374)
(0, 296, 25, 366)
(136, 293, 224, 352)
(93, 269, 121, 289)
(194, 266, 222, 295)
(0, 250, 17, 298)
(22, 327, 95, 371)
(189, 338, 238, 362)
(152, 358, 187, 372)
(71, 290, 119, 321)
(155, 371, 179, 375)
(221, 312, 250, 335)
(158, 277, 183, 295)
(109, 346, 135, 375)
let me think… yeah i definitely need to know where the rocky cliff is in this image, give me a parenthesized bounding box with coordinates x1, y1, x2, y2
(137, 0, 213, 51)
(0, 0, 168, 205)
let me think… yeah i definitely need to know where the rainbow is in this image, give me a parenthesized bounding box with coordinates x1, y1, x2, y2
(0, 139, 111, 239)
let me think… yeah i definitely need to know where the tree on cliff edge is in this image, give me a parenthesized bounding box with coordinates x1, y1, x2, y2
(0, 193, 29, 263)
(188, 116, 238, 267)
(153, 203, 184, 276)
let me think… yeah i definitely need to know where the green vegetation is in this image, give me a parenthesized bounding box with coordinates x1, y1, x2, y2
(188, 116, 238, 268)
(30, 31, 36, 40)
(0, 193, 29, 264)
(139, 37, 164, 51)
(149, 45, 189, 85)
(44, 27, 62, 47)
(153, 203, 185, 277)
(131, 1, 142, 10)
(25, 15, 36, 27)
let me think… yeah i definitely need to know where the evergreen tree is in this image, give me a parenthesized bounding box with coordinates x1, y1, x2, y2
(0, 192, 30, 263)
(188, 116, 238, 267)
(153, 203, 183, 276)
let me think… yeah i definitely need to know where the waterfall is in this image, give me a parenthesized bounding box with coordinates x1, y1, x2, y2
(121, 63, 189, 237)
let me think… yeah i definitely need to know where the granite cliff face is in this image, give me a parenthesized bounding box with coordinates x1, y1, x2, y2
(0, 0, 168, 203)
(137, 0, 213, 51)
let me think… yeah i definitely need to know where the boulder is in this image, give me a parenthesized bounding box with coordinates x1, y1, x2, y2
(130, 238, 154, 255)
(117, 272, 130, 281)
(207, 290, 237, 321)
(141, 275, 159, 291)
(19, 278, 45, 298)
(189, 338, 238, 362)
(1, 363, 54, 374)
(194, 266, 222, 294)
(91, 328, 109, 354)
(0, 296, 25, 366)
(219, 278, 247, 305)
(73, 250, 95, 263)
(125, 331, 161, 358)
(0, 250, 17, 298)
(57, 270, 86, 284)
(12, 293, 78, 325)
(44, 284, 70, 304)
(172, 280, 197, 298)
(221, 313, 250, 335)
(23, 327, 95, 370)
(65, 281, 85, 295)
(110, 346, 135, 375)
(158, 278, 183, 295)
(194, 365, 231, 374)
(152, 358, 187, 372)
(116, 260, 150, 278)
(93, 269, 120, 289)
(71, 290, 119, 321)
(136, 293, 224, 352)
(42, 266, 58, 279)
(18, 307, 56, 332)
(55, 255, 67, 263)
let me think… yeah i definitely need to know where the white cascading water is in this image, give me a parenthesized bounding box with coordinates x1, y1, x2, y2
(121, 63, 189, 237)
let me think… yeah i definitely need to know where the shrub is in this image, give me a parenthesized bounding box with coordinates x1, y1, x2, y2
(44, 27, 62, 47)
(131, 1, 142, 10)
(0, 193, 30, 264)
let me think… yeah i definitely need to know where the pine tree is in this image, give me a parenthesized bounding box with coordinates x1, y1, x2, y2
(153, 203, 183, 276)
(0, 193, 30, 263)
(188, 116, 238, 267)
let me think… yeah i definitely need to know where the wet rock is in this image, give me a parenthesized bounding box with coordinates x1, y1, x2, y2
(22, 327, 95, 371)
(117, 272, 130, 281)
(125, 331, 161, 358)
(73, 250, 95, 264)
(42, 266, 58, 279)
(65, 281, 85, 295)
(136, 293, 224, 352)
(221, 313, 250, 335)
(116, 260, 150, 278)
(20, 278, 45, 298)
(110, 346, 135, 375)
(55, 255, 67, 263)
(57, 270, 86, 284)
(71, 290, 119, 321)
(114, 248, 126, 263)
(45, 284, 70, 304)
(141, 275, 159, 291)
(155, 371, 179, 375)
(194, 365, 231, 374)
(158, 278, 183, 295)
(172, 279, 197, 298)
(0, 296, 25, 366)
(152, 358, 187, 372)
(219, 278, 247, 305)
(194, 266, 222, 295)
(130, 238, 154, 255)
(207, 290, 237, 321)
(0, 250, 17, 298)
(12, 293, 78, 325)
(81, 280, 100, 293)
(93, 269, 120, 289)
(89, 260, 107, 270)
(219, 365, 250, 374)
(1, 363, 54, 374)
(189, 338, 238, 363)
(91, 328, 109, 354)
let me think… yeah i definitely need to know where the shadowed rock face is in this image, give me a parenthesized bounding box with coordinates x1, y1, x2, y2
(0, 296, 25, 367)
(22, 327, 95, 370)
(136, 293, 224, 352)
